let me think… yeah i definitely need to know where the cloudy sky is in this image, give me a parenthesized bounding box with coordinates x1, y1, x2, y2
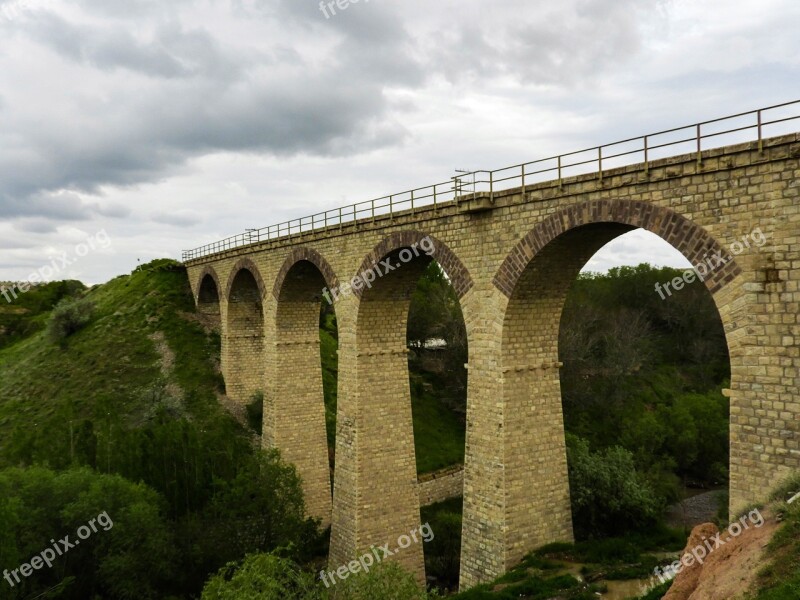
(0, 0, 798, 283)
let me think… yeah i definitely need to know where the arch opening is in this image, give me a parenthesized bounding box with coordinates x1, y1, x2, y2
(408, 260, 468, 593)
(269, 258, 338, 527)
(497, 220, 733, 577)
(197, 273, 221, 331)
(225, 267, 265, 406)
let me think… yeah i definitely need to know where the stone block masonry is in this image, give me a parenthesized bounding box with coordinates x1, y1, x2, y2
(418, 466, 464, 507)
(185, 134, 800, 591)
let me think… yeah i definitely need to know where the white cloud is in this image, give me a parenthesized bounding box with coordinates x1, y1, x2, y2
(0, 0, 797, 282)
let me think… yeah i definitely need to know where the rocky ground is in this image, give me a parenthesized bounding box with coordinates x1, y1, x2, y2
(666, 489, 727, 529)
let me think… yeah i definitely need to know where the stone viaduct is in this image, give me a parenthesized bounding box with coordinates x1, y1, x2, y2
(184, 122, 800, 589)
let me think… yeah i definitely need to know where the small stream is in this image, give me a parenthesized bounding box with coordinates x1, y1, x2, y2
(555, 555, 676, 600)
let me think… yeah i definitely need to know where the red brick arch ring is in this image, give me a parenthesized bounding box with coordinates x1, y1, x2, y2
(194, 265, 222, 302)
(352, 231, 474, 300)
(272, 247, 340, 300)
(224, 257, 268, 301)
(493, 199, 742, 298)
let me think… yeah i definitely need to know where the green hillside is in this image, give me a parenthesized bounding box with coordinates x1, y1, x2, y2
(0, 260, 465, 477)
(0, 280, 86, 351)
(0, 260, 233, 464)
(1, 259, 797, 599)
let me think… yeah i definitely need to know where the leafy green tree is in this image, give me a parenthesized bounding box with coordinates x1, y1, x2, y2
(566, 435, 662, 538)
(186, 449, 322, 582)
(0, 466, 176, 600)
(407, 262, 468, 402)
(47, 296, 95, 342)
(201, 552, 322, 600)
(329, 561, 432, 600)
(0, 280, 85, 350)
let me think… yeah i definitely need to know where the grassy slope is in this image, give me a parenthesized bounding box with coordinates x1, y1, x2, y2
(411, 371, 466, 473)
(750, 476, 800, 599)
(0, 280, 85, 350)
(1, 263, 465, 476)
(0, 261, 235, 453)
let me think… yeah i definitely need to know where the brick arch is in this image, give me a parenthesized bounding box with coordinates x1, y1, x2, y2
(353, 231, 473, 299)
(194, 265, 222, 302)
(493, 199, 742, 297)
(272, 247, 340, 300)
(224, 257, 267, 301)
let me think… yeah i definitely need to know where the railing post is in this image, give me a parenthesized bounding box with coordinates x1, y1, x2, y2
(557, 155, 562, 190)
(696, 123, 702, 166)
(598, 146, 603, 183)
(186, 103, 789, 261)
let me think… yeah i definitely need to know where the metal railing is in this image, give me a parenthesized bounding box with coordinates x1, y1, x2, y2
(182, 100, 800, 261)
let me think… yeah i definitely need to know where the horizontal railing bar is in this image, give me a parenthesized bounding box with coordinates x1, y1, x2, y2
(762, 114, 800, 127)
(699, 124, 758, 139)
(182, 100, 800, 260)
(594, 147, 646, 162)
(644, 136, 697, 152)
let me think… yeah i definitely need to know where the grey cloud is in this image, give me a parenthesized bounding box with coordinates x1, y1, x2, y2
(0, 234, 45, 250)
(0, 0, 418, 221)
(70, 0, 192, 19)
(0, 191, 95, 220)
(12, 218, 60, 233)
(26, 13, 241, 79)
(425, 0, 664, 86)
(151, 211, 202, 227)
(92, 202, 132, 219)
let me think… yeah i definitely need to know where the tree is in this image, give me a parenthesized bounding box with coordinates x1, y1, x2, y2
(0, 466, 176, 599)
(328, 561, 432, 600)
(566, 435, 662, 538)
(202, 552, 322, 600)
(188, 449, 322, 577)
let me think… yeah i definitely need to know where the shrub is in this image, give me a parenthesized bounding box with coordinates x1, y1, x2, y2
(567, 434, 662, 538)
(329, 560, 431, 600)
(423, 507, 462, 591)
(47, 296, 94, 341)
(132, 258, 185, 274)
(192, 449, 321, 569)
(201, 552, 322, 600)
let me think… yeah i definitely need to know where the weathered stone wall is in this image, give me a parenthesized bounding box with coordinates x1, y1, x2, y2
(419, 466, 464, 507)
(185, 134, 800, 591)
